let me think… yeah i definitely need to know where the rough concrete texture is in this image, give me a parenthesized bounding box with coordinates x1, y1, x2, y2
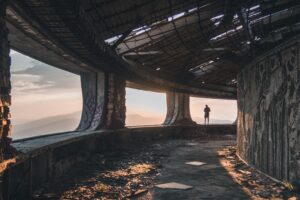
(0, 0, 13, 161)
(24, 139, 298, 199)
(163, 92, 196, 125)
(78, 72, 126, 130)
(77, 71, 106, 131)
(237, 35, 300, 184)
(23, 139, 248, 200)
(152, 140, 248, 200)
(1, 125, 235, 199)
(103, 73, 126, 129)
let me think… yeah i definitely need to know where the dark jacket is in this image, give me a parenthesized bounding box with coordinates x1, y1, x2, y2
(204, 107, 210, 117)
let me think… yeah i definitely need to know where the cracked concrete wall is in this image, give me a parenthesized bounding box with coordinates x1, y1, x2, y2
(0, 0, 13, 161)
(237, 36, 300, 184)
(103, 73, 126, 129)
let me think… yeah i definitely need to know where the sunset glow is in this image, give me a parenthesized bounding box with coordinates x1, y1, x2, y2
(190, 97, 237, 124)
(10, 50, 237, 138)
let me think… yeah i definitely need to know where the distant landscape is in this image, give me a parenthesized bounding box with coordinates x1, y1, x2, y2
(13, 112, 82, 139)
(126, 114, 232, 126)
(12, 112, 233, 139)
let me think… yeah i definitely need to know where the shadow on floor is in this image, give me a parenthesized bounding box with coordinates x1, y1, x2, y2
(33, 139, 250, 200)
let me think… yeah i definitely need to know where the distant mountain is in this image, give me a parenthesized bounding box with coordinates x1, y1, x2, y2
(192, 117, 232, 125)
(13, 111, 81, 139)
(126, 114, 164, 126)
(12, 112, 233, 140)
(126, 115, 233, 126)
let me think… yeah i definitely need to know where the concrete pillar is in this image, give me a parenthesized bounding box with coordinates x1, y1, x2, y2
(77, 72, 125, 130)
(163, 92, 196, 125)
(103, 73, 126, 129)
(0, 0, 14, 161)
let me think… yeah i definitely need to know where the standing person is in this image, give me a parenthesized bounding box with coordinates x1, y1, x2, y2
(204, 105, 211, 125)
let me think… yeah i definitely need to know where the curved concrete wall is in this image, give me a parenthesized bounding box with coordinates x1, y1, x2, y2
(0, 125, 235, 199)
(237, 35, 300, 184)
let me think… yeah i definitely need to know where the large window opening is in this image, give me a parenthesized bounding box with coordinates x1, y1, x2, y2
(126, 88, 166, 126)
(10, 50, 83, 139)
(190, 97, 237, 124)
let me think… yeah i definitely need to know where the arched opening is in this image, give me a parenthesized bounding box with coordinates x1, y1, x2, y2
(125, 88, 166, 126)
(10, 50, 83, 139)
(190, 97, 237, 124)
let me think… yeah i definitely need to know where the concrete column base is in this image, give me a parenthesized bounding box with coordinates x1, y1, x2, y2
(163, 92, 196, 125)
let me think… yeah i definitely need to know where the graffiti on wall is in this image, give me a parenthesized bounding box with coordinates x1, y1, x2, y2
(237, 39, 300, 183)
(78, 72, 126, 130)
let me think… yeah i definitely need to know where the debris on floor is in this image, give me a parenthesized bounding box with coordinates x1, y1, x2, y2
(155, 182, 193, 190)
(185, 161, 206, 166)
(219, 146, 299, 199)
(126, 188, 148, 198)
(33, 144, 166, 200)
(31, 139, 300, 199)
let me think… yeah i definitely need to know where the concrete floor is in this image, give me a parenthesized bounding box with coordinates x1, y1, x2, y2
(148, 140, 249, 200)
(38, 139, 254, 200)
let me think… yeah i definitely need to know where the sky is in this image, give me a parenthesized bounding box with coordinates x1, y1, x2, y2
(9, 50, 237, 138)
(126, 89, 237, 123)
(190, 97, 237, 123)
(10, 50, 82, 125)
(126, 88, 166, 117)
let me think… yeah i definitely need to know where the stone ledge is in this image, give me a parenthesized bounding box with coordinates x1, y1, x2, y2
(12, 124, 235, 155)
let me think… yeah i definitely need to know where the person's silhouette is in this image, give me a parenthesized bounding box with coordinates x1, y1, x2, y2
(204, 105, 211, 125)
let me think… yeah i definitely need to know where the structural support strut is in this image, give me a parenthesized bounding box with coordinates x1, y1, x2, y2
(78, 71, 126, 130)
(163, 92, 196, 125)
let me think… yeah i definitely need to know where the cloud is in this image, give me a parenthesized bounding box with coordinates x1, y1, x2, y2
(12, 74, 51, 93)
(11, 60, 81, 93)
(10, 50, 35, 71)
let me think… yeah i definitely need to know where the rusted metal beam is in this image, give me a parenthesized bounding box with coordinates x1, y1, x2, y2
(111, 29, 132, 50)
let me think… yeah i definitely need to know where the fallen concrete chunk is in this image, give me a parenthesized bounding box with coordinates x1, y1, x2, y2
(186, 142, 198, 146)
(185, 161, 206, 166)
(155, 182, 193, 190)
(134, 189, 148, 195)
(126, 189, 148, 198)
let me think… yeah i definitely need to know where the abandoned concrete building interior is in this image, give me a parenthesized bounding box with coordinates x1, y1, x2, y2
(1, 0, 300, 199)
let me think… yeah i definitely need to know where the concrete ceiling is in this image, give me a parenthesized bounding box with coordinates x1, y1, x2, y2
(5, 0, 300, 99)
